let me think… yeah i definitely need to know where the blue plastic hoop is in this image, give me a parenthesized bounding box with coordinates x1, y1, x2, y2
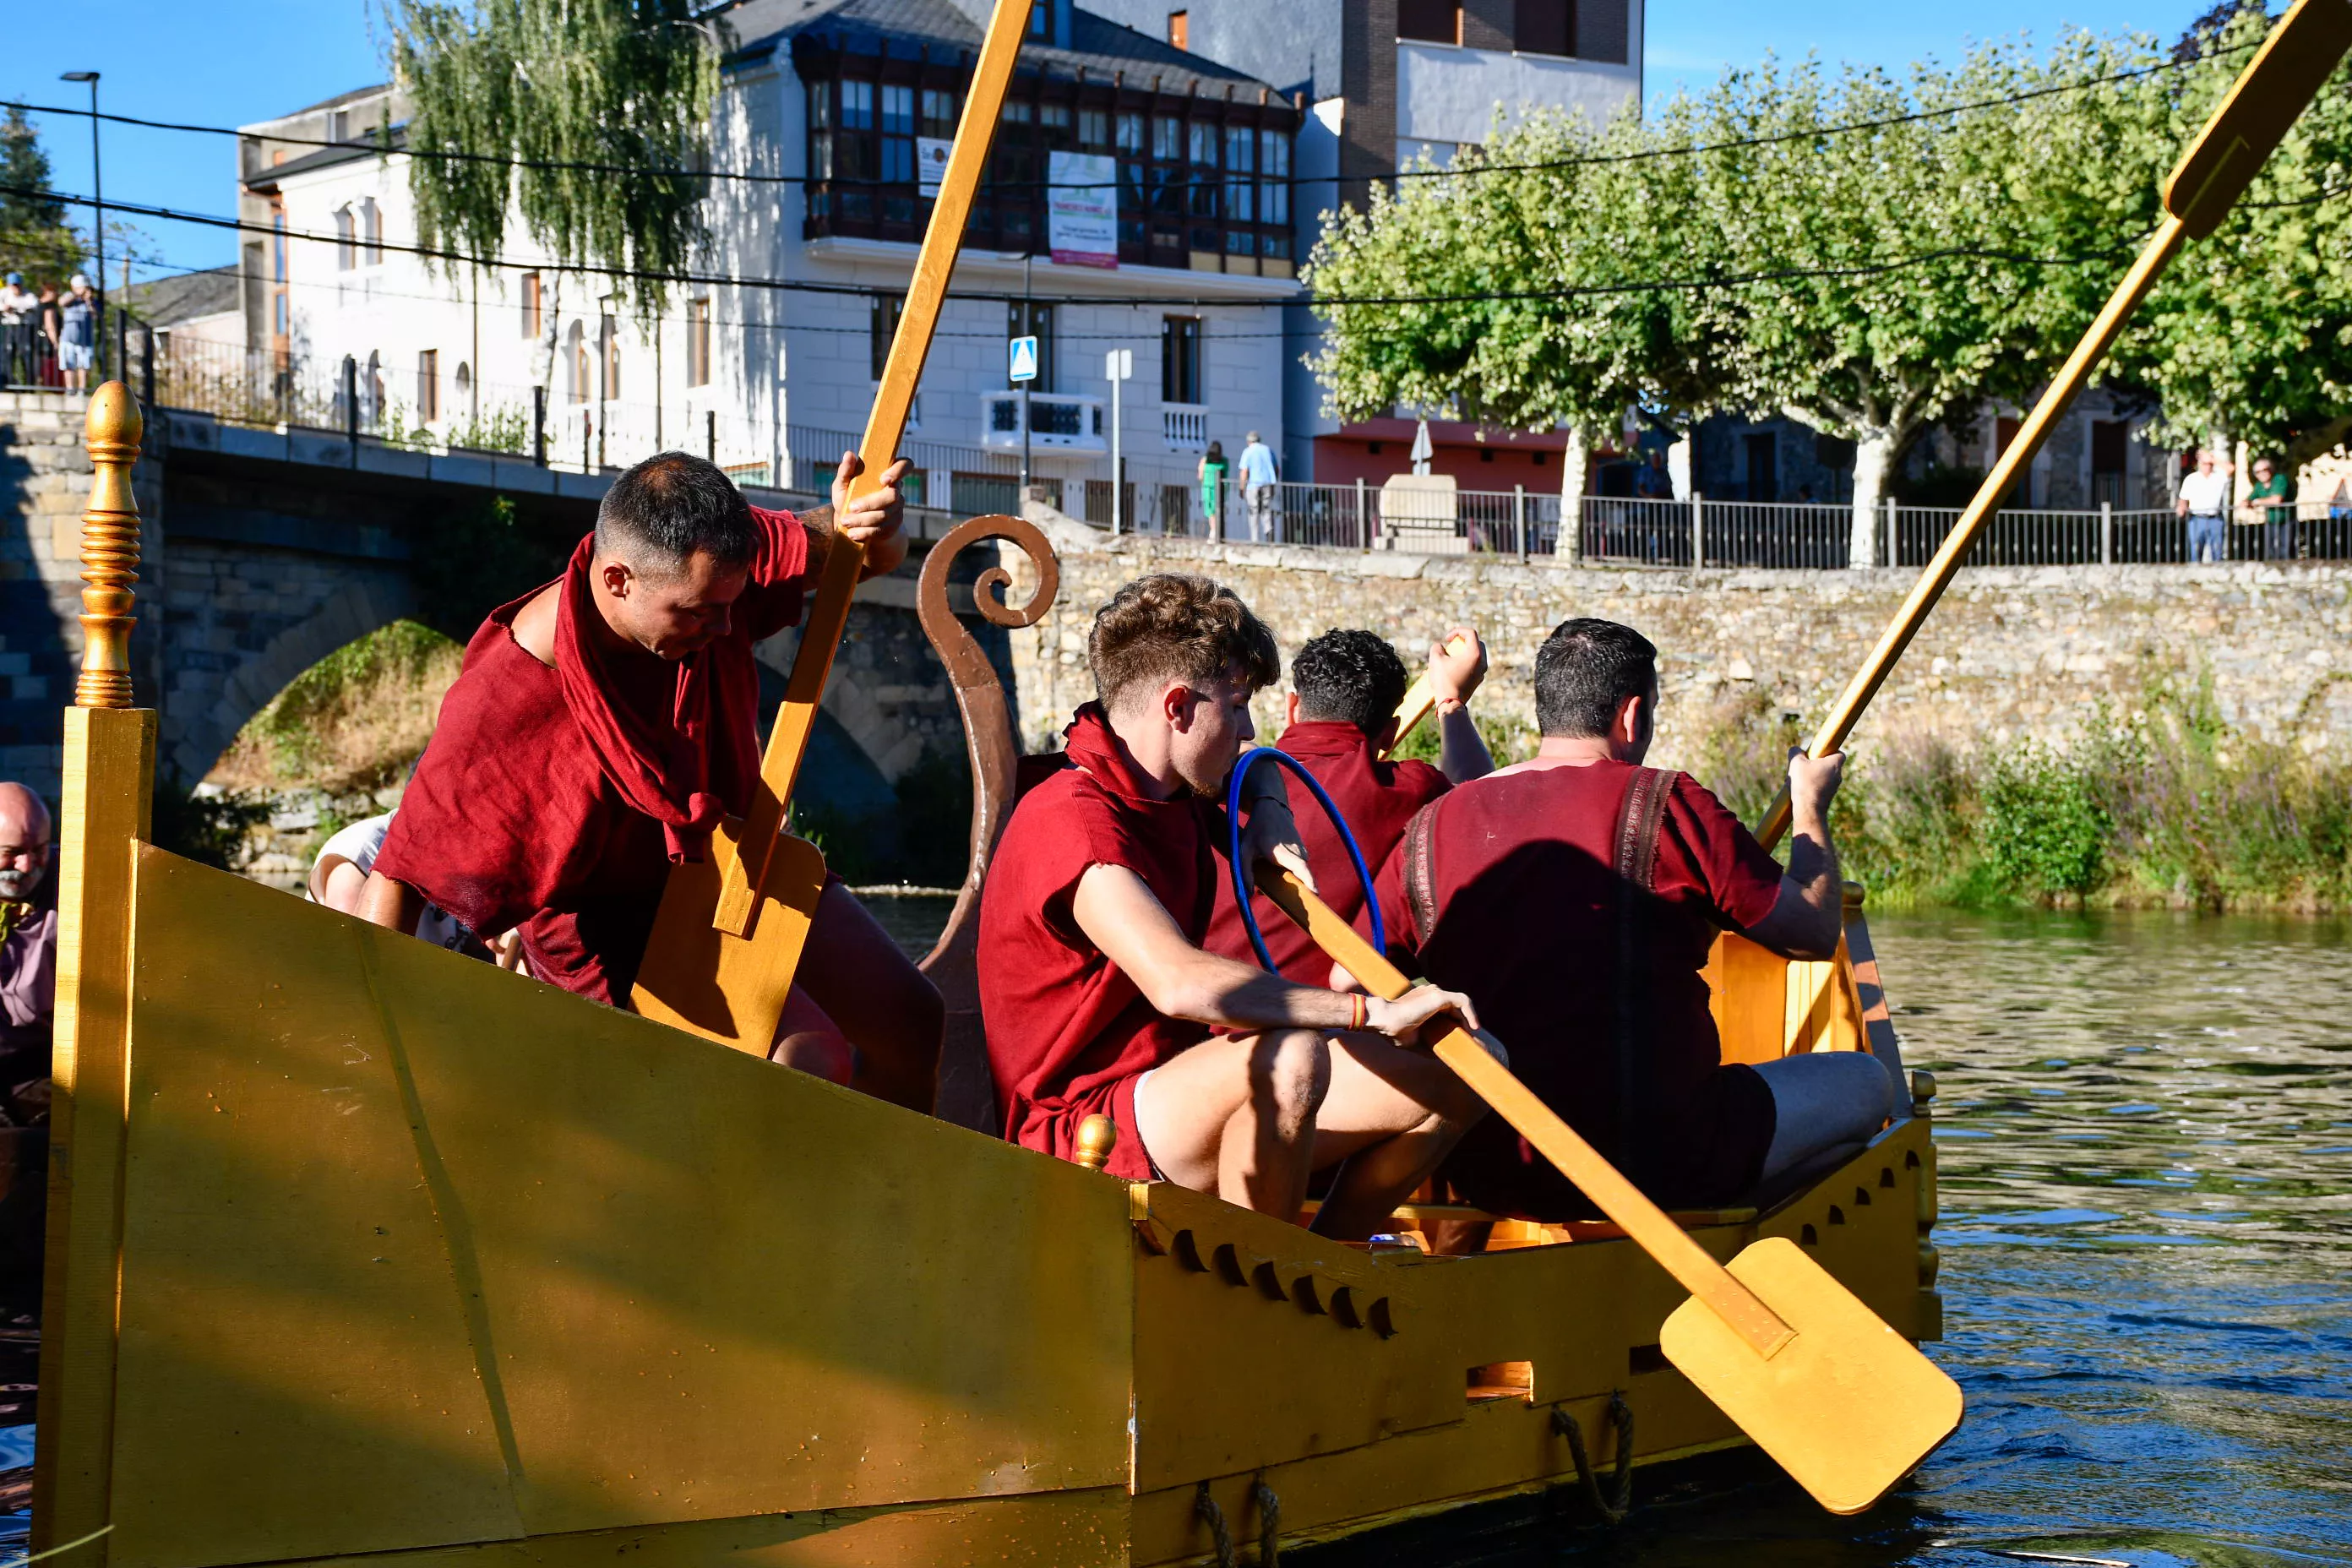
(1224, 748, 1386, 972)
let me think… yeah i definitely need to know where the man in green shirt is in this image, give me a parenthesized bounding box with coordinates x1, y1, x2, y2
(2248, 455, 2296, 562)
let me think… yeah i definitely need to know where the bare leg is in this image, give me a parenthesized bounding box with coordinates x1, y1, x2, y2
(1752, 1052, 1894, 1181)
(793, 881, 945, 1113)
(770, 986, 855, 1086)
(1135, 1029, 1328, 1219)
(1307, 1033, 1486, 1241)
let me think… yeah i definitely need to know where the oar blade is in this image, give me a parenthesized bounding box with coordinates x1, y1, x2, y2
(1660, 1236, 1962, 1516)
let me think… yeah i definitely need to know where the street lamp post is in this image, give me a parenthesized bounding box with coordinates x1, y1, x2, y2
(60, 72, 102, 373)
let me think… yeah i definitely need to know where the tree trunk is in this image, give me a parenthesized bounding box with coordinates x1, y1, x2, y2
(1560, 425, 1591, 564)
(1850, 430, 1896, 568)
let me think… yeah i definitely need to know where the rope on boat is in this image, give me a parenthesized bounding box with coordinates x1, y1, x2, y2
(1253, 1478, 1282, 1566)
(1195, 1480, 1237, 1568)
(1554, 1392, 1637, 1524)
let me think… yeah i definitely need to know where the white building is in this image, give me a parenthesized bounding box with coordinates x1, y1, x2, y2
(232, 0, 1308, 530)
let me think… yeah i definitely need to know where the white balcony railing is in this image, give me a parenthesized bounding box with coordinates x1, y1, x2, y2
(981, 390, 1107, 452)
(1162, 406, 1208, 451)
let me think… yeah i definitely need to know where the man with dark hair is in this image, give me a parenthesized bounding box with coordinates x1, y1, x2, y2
(1378, 616, 1898, 1221)
(359, 449, 938, 1109)
(1203, 625, 1491, 984)
(979, 574, 1495, 1238)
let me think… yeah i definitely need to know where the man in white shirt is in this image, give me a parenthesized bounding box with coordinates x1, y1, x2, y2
(2176, 449, 2231, 565)
(0, 275, 35, 387)
(1237, 431, 1279, 543)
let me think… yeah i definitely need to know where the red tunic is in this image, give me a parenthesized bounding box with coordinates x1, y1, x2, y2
(977, 704, 1217, 1179)
(374, 508, 811, 1004)
(1375, 758, 1787, 1215)
(1201, 721, 1450, 985)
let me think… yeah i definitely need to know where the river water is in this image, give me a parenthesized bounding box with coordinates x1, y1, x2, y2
(3, 906, 2344, 1563)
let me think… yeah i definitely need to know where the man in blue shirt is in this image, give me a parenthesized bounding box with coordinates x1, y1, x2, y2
(1237, 431, 1280, 542)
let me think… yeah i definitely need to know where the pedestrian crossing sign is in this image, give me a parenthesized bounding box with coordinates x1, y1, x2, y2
(1009, 335, 1039, 383)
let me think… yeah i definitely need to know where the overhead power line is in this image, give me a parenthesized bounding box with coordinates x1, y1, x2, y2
(0, 41, 2257, 198)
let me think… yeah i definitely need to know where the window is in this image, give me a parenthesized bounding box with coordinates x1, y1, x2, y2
(521, 271, 542, 339)
(1008, 300, 1054, 393)
(567, 320, 587, 402)
(921, 88, 958, 138)
(331, 108, 351, 143)
(270, 203, 287, 340)
(688, 297, 711, 387)
(1162, 315, 1200, 405)
(1224, 123, 1255, 251)
(2092, 420, 2128, 505)
(600, 313, 620, 400)
(841, 79, 875, 220)
(1042, 101, 1074, 151)
(872, 291, 904, 382)
(1079, 107, 1109, 150)
(417, 349, 439, 422)
(1398, 0, 1461, 43)
(881, 84, 916, 223)
(1167, 9, 1188, 48)
(1260, 128, 1291, 256)
(360, 198, 383, 264)
(1189, 119, 1220, 247)
(1029, 0, 1052, 36)
(334, 206, 356, 271)
(455, 361, 472, 411)
(1513, 0, 1573, 56)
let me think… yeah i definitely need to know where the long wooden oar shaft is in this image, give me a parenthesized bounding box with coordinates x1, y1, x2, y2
(1754, 217, 2184, 848)
(711, 0, 1032, 934)
(1755, 0, 2352, 852)
(1254, 863, 1795, 1358)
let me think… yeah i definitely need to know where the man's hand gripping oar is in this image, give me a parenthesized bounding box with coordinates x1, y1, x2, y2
(1755, 0, 2352, 852)
(629, 0, 1037, 1054)
(1246, 858, 1963, 1516)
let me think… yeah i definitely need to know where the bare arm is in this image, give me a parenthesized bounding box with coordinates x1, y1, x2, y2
(1740, 751, 1844, 961)
(354, 869, 426, 938)
(1427, 626, 1494, 784)
(1070, 863, 1475, 1042)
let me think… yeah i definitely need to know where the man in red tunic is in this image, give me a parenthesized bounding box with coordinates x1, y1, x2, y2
(977, 573, 1496, 1239)
(1377, 618, 1901, 1219)
(357, 450, 942, 1109)
(1202, 625, 1491, 984)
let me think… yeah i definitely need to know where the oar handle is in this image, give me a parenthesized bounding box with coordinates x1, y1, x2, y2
(1252, 862, 1796, 1358)
(1380, 632, 1474, 760)
(710, 0, 1032, 934)
(1756, 0, 2352, 852)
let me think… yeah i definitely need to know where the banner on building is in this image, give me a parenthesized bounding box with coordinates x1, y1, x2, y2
(1047, 150, 1119, 269)
(917, 138, 953, 196)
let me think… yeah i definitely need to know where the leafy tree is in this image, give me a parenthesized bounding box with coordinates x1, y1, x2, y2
(385, 0, 727, 333)
(0, 105, 84, 286)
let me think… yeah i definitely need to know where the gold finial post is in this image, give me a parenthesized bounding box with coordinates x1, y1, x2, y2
(1074, 1113, 1119, 1173)
(75, 383, 144, 710)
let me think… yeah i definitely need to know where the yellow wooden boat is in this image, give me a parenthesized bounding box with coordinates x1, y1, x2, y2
(29, 393, 1941, 1566)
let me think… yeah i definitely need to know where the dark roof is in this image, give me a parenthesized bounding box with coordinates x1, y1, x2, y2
(721, 0, 1283, 98)
(244, 83, 395, 130)
(249, 130, 405, 188)
(122, 265, 240, 326)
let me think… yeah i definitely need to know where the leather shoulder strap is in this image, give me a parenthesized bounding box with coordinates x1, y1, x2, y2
(1612, 767, 1680, 1184)
(1401, 798, 1443, 949)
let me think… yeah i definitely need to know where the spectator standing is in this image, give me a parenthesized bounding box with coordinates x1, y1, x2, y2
(2176, 449, 2230, 564)
(1237, 430, 1279, 543)
(1634, 448, 1674, 501)
(1198, 440, 1228, 538)
(2246, 455, 2295, 562)
(35, 286, 62, 387)
(54, 274, 97, 392)
(0, 274, 35, 386)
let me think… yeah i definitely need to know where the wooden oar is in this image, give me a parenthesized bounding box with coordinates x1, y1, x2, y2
(1379, 631, 1474, 759)
(1252, 862, 1962, 1515)
(631, 0, 1034, 1052)
(1754, 0, 2352, 851)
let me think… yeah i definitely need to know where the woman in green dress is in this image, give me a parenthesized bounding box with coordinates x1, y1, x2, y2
(1199, 440, 1228, 536)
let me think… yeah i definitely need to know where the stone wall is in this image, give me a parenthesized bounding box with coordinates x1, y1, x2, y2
(1002, 521, 2352, 766)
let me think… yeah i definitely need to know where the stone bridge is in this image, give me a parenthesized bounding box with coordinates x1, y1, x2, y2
(0, 389, 1000, 824)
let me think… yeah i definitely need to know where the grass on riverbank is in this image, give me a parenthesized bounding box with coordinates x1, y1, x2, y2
(210, 620, 466, 796)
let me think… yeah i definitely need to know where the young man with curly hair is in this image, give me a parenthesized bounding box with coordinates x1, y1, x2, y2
(978, 574, 1494, 1238)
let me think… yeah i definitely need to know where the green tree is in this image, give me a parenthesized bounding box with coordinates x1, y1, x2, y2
(0, 105, 85, 286)
(385, 0, 727, 329)
(2116, 7, 2352, 464)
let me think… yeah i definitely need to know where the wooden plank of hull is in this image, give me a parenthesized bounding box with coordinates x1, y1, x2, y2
(107, 849, 1132, 1568)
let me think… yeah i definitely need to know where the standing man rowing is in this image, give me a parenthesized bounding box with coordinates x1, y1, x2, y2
(358, 450, 942, 1108)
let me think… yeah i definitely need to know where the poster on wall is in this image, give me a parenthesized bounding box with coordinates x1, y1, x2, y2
(917, 138, 952, 196)
(1047, 150, 1119, 268)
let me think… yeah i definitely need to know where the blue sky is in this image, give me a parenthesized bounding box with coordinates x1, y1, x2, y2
(5, 0, 2220, 285)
